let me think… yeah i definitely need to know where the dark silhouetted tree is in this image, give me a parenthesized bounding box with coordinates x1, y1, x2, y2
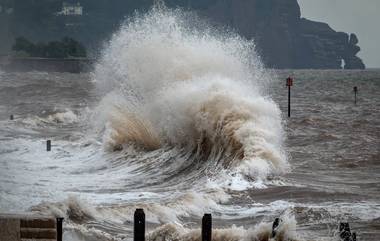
(12, 37, 87, 58)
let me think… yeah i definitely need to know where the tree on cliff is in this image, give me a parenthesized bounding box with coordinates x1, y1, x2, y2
(12, 37, 87, 58)
(12, 37, 34, 55)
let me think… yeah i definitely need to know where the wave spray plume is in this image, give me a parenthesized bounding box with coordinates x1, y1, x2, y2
(93, 4, 289, 181)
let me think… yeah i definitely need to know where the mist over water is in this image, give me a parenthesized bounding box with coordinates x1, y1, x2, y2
(1, 5, 380, 241)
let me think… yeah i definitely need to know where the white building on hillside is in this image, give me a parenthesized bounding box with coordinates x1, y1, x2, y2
(58, 2, 83, 16)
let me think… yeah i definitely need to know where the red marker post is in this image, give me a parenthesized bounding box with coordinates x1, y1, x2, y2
(286, 77, 293, 117)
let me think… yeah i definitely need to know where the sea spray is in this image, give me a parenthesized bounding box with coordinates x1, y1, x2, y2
(93, 4, 288, 181)
(85, 5, 293, 239)
(30, 197, 301, 241)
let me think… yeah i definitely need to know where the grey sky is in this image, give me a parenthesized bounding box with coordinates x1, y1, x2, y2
(298, 0, 380, 68)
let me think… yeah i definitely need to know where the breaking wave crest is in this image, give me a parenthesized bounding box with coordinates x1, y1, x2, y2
(31, 197, 300, 241)
(20, 109, 80, 127)
(148, 216, 299, 241)
(94, 5, 288, 181)
(30, 196, 95, 223)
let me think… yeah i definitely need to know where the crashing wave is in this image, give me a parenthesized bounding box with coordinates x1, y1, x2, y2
(93, 5, 288, 180)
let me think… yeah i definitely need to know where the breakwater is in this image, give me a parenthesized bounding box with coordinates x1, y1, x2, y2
(0, 214, 63, 241)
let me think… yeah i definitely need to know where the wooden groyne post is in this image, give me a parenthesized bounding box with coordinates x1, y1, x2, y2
(340, 222, 357, 241)
(129, 209, 357, 241)
(202, 214, 212, 241)
(271, 217, 281, 238)
(134, 209, 145, 241)
(57, 217, 64, 241)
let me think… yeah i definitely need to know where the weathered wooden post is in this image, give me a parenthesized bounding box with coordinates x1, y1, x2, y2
(286, 77, 293, 117)
(272, 217, 281, 238)
(134, 209, 145, 241)
(47, 140, 51, 151)
(202, 214, 212, 241)
(56, 217, 64, 241)
(339, 222, 351, 241)
(10, 115, 14, 120)
(353, 86, 358, 105)
(352, 232, 357, 241)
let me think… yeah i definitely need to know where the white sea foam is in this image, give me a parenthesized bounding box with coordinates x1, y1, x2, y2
(46, 109, 79, 124)
(20, 109, 80, 128)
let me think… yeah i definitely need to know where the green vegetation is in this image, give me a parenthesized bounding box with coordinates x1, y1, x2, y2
(12, 37, 87, 58)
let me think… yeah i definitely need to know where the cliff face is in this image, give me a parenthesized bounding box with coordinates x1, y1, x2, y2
(0, 7, 13, 54)
(2, 0, 365, 69)
(184, 0, 365, 69)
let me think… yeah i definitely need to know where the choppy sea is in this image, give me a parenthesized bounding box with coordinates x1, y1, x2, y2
(1, 6, 379, 241)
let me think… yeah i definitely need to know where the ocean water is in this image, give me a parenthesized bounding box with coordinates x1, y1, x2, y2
(0, 6, 379, 241)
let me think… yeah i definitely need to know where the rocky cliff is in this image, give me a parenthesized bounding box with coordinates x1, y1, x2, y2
(175, 0, 365, 69)
(2, 0, 365, 69)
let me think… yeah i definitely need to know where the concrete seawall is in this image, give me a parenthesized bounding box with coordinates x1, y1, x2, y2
(0, 214, 60, 241)
(0, 56, 94, 73)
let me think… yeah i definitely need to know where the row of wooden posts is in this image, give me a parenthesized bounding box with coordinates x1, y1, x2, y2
(133, 209, 358, 241)
(133, 209, 213, 241)
(2, 210, 357, 241)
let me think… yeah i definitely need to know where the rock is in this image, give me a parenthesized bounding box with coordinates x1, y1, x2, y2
(342, 34, 365, 69)
(349, 33, 359, 45)
(344, 56, 366, 70)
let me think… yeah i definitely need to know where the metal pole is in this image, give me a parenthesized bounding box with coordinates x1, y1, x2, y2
(134, 209, 145, 241)
(202, 214, 212, 241)
(353, 86, 358, 105)
(288, 85, 291, 117)
(56, 217, 63, 241)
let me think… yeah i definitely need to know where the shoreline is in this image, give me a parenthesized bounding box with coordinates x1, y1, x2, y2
(1, 56, 375, 74)
(0, 56, 95, 73)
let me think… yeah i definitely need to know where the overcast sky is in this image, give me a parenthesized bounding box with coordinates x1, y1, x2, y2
(298, 0, 380, 68)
